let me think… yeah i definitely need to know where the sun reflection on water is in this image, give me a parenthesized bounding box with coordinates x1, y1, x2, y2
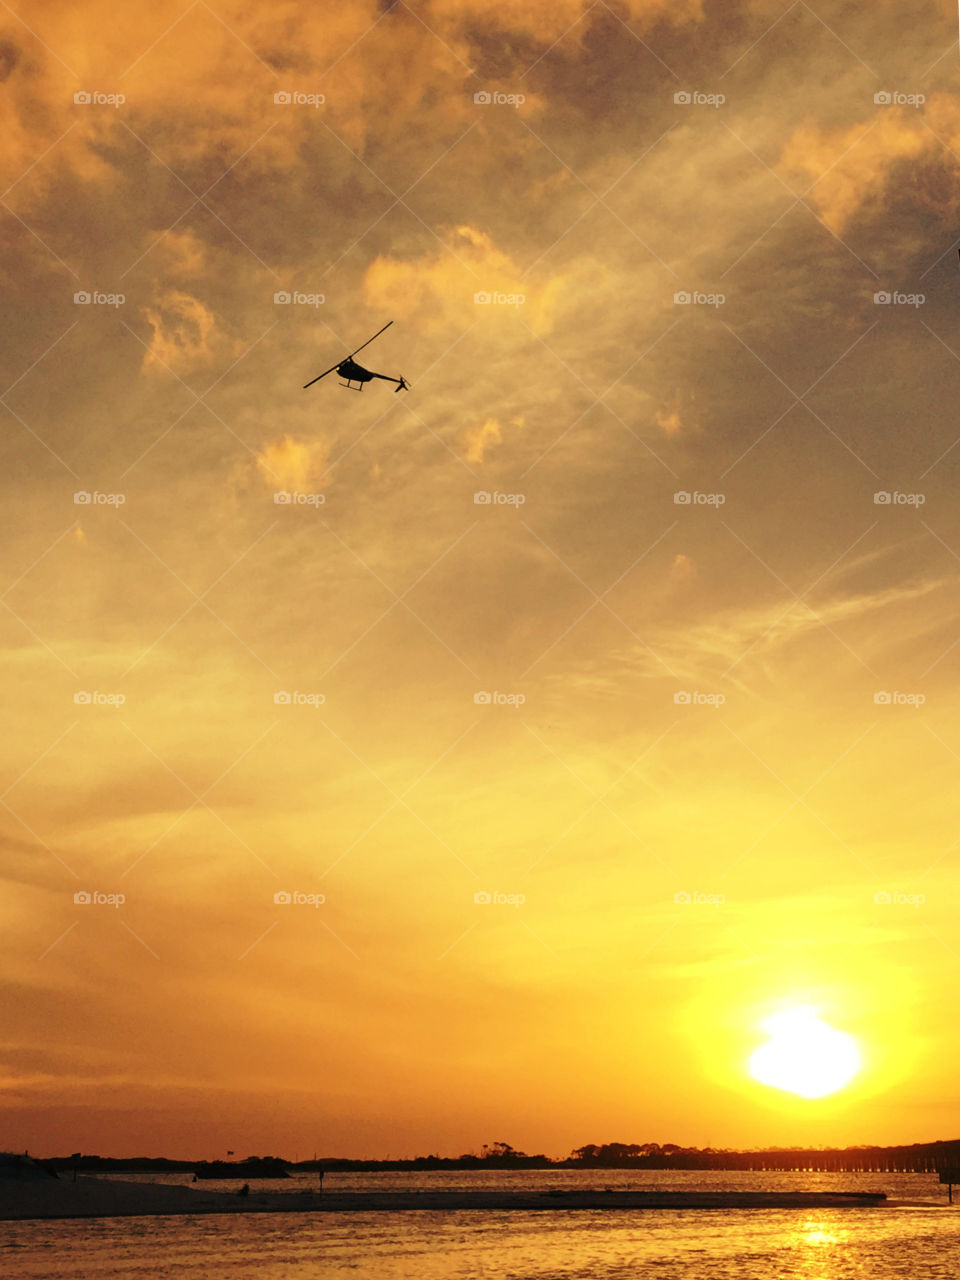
(800, 1226, 841, 1246)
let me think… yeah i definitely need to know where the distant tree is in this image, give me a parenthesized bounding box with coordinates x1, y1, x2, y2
(603, 1143, 642, 1161)
(480, 1142, 528, 1162)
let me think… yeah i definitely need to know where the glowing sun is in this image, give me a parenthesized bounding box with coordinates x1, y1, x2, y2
(748, 1008, 861, 1098)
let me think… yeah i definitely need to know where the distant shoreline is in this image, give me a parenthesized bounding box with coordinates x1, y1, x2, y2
(37, 1137, 960, 1177)
(0, 1176, 910, 1221)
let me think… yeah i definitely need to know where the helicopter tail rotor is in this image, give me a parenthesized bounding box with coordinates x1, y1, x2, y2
(395, 376, 410, 393)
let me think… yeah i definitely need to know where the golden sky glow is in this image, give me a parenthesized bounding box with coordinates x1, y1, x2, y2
(2, 0, 960, 1159)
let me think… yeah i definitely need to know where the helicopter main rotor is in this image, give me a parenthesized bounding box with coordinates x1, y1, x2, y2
(303, 321, 406, 391)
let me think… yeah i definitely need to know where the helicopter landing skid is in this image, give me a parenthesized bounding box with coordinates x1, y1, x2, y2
(338, 381, 364, 391)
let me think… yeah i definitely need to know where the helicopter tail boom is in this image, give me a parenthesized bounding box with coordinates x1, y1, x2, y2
(303, 322, 406, 392)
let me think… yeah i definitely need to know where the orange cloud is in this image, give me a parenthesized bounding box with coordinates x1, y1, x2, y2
(255, 432, 330, 490)
(140, 290, 224, 373)
(425, 0, 704, 44)
(669, 552, 696, 584)
(156, 229, 208, 279)
(779, 111, 931, 233)
(463, 416, 502, 463)
(656, 406, 682, 435)
(656, 390, 697, 436)
(362, 224, 587, 334)
(462, 414, 524, 462)
(362, 225, 521, 332)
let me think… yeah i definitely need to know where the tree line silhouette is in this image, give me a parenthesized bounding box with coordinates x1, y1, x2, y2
(45, 1137, 960, 1175)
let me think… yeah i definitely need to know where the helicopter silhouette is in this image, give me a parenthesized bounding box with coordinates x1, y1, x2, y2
(303, 321, 410, 393)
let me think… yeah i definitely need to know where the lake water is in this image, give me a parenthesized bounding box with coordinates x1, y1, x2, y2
(3, 1170, 960, 1278)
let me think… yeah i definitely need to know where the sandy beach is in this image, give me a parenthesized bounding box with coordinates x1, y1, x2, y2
(0, 1177, 893, 1221)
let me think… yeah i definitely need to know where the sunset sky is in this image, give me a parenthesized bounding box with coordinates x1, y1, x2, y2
(3, 0, 960, 1160)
